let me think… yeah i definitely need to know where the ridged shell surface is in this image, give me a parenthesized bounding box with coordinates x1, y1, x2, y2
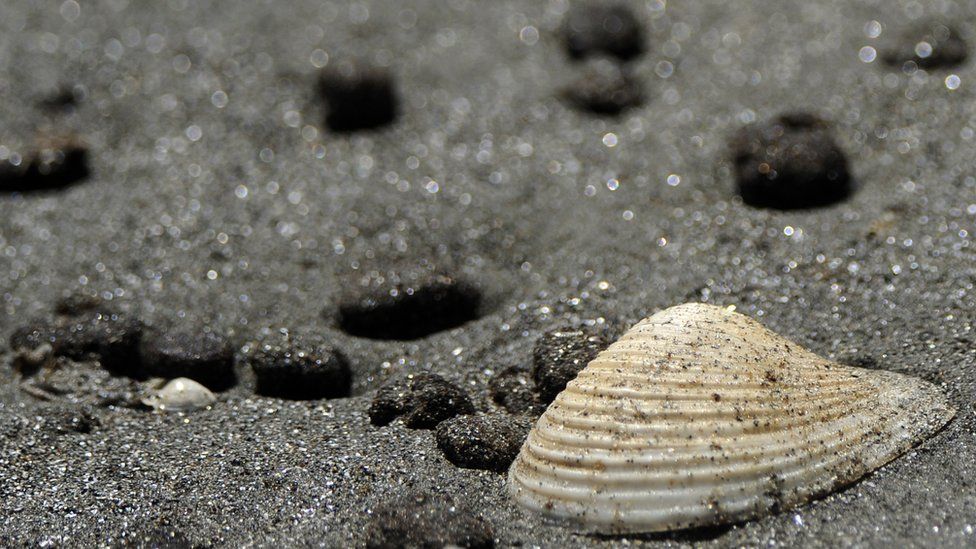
(508, 303, 955, 533)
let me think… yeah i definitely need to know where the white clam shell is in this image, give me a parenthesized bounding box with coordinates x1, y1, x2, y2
(142, 377, 216, 412)
(508, 303, 955, 533)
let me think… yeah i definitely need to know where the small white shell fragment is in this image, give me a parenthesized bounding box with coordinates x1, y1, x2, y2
(142, 377, 216, 412)
(509, 303, 955, 533)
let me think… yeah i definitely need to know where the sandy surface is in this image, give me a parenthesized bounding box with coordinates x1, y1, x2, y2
(1, 0, 975, 546)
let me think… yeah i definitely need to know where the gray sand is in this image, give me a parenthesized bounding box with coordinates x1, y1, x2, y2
(1, 0, 975, 546)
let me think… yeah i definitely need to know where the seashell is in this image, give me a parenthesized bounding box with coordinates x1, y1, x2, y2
(508, 303, 955, 533)
(141, 377, 216, 412)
